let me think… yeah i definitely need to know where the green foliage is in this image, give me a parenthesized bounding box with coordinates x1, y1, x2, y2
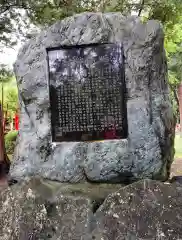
(1, 0, 182, 44)
(5, 130, 18, 142)
(165, 21, 182, 57)
(26, 0, 102, 26)
(147, 0, 182, 23)
(0, 64, 14, 83)
(0, 1, 26, 47)
(0, 66, 18, 120)
(0, 67, 18, 120)
(4, 0, 177, 29)
(39, 1, 182, 26)
(3, 86, 18, 119)
(5, 130, 18, 154)
(167, 25, 182, 119)
(169, 48, 182, 81)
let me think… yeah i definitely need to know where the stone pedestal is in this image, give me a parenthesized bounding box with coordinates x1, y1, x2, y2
(1, 178, 182, 239)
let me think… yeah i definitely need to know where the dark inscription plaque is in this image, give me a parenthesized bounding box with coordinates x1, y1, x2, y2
(47, 43, 127, 142)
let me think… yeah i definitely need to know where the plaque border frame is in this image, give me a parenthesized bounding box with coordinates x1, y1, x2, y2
(46, 42, 128, 142)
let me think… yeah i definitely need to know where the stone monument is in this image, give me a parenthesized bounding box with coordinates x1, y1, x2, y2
(11, 12, 175, 183)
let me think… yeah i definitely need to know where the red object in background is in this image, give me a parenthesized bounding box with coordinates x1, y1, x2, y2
(15, 114, 19, 130)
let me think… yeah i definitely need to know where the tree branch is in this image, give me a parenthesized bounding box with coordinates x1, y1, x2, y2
(0, 2, 31, 16)
(138, 0, 145, 16)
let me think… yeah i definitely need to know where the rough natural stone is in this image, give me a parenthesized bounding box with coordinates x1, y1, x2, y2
(1, 179, 182, 240)
(92, 179, 182, 239)
(11, 12, 175, 182)
(0, 178, 122, 240)
(170, 175, 182, 184)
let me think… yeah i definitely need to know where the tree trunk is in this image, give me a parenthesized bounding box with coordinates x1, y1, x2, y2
(3, 104, 8, 133)
(138, 0, 145, 16)
(178, 83, 182, 133)
(10, 121, 13, 131)
(0, 103, 4, 163)
(0, 103, 10, 180)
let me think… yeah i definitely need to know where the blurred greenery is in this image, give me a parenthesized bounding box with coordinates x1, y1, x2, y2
(175, 134, 182, 158)
(5, 130, 18, 155)
(0, 76, 18, 121)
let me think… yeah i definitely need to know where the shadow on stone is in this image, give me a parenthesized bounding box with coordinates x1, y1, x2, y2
(170, 175, 182, 184)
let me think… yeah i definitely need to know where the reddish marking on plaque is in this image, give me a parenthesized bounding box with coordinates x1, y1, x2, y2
(104, 127, 118, 139)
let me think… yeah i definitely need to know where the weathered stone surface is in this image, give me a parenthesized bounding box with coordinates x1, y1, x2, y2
(0, 178, 122, 240)
(92, 179, 182, 239)
(11, 12, 175, 182)
(1, 179, 182, 240)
